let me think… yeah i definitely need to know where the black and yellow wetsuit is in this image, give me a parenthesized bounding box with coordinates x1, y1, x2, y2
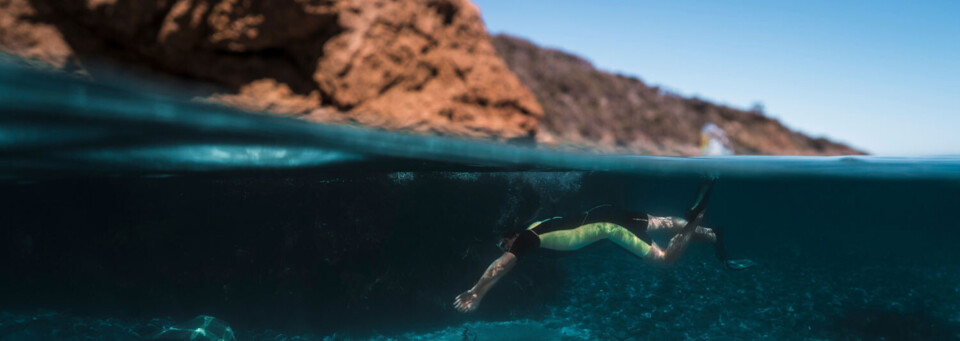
(507, 205, 654, 259)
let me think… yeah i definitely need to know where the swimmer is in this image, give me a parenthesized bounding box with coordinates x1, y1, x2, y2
(453, 180, 725, 313)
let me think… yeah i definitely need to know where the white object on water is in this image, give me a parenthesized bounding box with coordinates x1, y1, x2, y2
(701, 123, 734, 156)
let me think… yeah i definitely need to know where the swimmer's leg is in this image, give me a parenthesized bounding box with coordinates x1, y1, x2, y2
(647, 177, 718, 238)
(645, 211, 705, 266)
(539, 222, 652, 259)
(646, 215, 716, 242)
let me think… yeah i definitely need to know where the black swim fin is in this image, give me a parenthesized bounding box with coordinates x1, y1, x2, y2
(682, 210, 705, 234)
(713, 225, 728, 261)
(713, 225, 756, 271)
(686, 177, 716, 223)
(725, 259, 758, 270)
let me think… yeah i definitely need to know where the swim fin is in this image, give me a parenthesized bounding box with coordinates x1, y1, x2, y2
(682, 210, 705, 234)
(725, 259, 758, 270)
(686, 177, 716, 223)
(679, 177, 713, 235)
(713, 225, 728, 261)
(713, 225, 756, 271)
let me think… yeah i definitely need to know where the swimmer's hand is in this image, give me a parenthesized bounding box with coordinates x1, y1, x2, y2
(454, 290, 481, 313)
(455, 253, 515, 313)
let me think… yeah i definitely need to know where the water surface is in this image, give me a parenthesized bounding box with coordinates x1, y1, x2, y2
(1, 63, 958, 340)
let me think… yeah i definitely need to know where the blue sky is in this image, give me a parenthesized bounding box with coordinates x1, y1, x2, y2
(473, 0, 960, 155)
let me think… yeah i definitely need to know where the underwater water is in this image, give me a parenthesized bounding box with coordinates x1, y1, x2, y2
(2, 65, 960, 341)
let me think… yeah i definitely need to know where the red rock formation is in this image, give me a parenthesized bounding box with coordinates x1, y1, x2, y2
(0, 0, 862, 155)
(0, 0, 543, 140)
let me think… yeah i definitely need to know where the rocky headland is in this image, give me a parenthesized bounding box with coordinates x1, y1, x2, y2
(0, 0, 862, 155)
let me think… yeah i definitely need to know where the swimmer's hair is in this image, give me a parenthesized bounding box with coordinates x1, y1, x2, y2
(497, 230, 522, 252)
(500, 230, 521, 239)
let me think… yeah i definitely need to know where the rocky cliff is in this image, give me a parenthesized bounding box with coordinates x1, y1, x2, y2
(0, 0, 542, 140)
(492, 35, 862, 155)
(0, 0, 861, 155)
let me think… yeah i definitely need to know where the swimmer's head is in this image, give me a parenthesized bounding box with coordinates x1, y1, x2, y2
(497, 231, 520, 252)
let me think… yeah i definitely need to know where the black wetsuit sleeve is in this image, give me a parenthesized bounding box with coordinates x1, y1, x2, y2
(508, 230, 540, 258)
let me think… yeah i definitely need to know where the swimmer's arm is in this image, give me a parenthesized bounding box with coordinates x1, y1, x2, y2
(453, 252, 517, 313)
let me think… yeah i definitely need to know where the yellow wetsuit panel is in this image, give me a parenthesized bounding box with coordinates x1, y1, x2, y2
(538, 222, 651, 258)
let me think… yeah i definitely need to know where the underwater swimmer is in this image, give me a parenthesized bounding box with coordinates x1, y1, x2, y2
(453, 180, 726, 313)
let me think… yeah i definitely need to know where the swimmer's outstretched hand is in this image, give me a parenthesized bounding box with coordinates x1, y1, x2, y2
(455, 253, 515, 313)
(454, 290, 481, 313)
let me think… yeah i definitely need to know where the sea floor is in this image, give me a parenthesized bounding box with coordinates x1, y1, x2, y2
(3, 249, 958, 340)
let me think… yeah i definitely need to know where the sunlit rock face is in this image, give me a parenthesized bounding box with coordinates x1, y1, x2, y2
(0, 0, 542, 140)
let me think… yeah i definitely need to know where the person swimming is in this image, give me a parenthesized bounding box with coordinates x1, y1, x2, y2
(453, 180, 725, 313)
(700, 122, 735, 156)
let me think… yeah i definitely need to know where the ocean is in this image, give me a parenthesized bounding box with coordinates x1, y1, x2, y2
(1, 63, 958, 340)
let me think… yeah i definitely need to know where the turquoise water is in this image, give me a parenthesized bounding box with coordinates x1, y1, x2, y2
(1, 64, 959, 340)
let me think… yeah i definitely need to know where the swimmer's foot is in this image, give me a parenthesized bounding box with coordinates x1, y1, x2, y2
(686, 177, 716, 223)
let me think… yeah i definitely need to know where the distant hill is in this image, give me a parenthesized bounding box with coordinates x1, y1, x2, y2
(492, 34, 863, 156)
